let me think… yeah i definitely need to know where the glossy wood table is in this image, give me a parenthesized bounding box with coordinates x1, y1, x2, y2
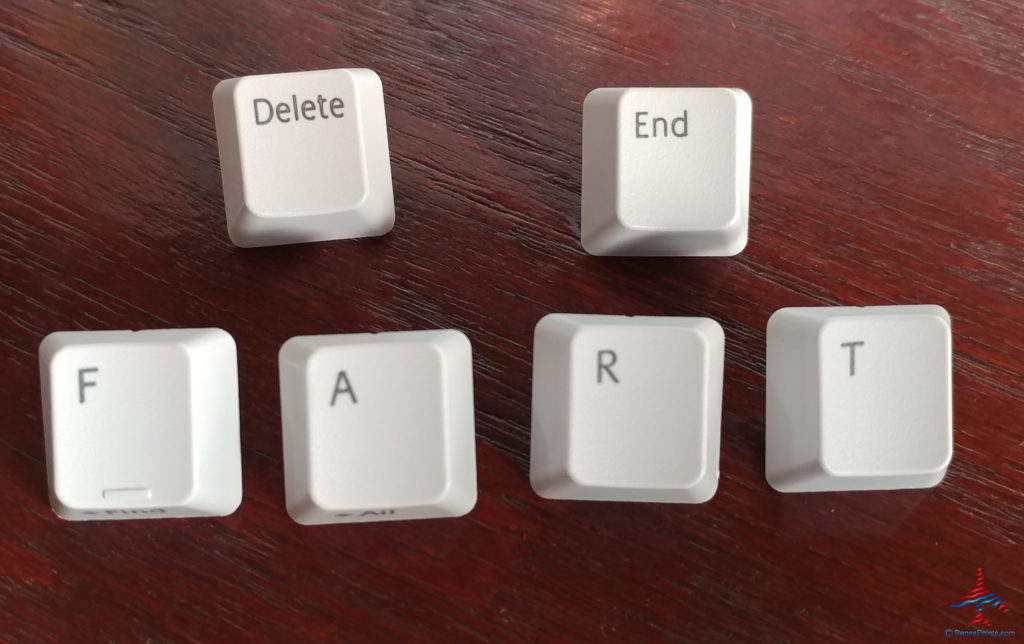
(2, 1, 1022, 640)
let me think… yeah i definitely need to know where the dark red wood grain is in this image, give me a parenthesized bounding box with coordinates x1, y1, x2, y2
(2, 1, 1022, 641)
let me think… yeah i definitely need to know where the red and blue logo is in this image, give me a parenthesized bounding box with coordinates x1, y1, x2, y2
(949, 567, 1010, 628)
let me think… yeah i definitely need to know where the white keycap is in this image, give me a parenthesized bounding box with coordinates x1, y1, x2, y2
(581, 87, 751, 256)
(766, 305, 953, 492)
(213, 68, 394, 247)
(39, 329, 242, 520)
(280, 330, 477, 524)
(530, 314, 723, 503)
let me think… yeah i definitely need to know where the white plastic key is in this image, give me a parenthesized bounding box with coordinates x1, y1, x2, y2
(581, 87, 751, 256)
(766, 305, 953, 492)
(39, 329, 241, 520)
(280, 330, 477, 525)
(213, 68, 394, 247)
(530, 314, 724, 503)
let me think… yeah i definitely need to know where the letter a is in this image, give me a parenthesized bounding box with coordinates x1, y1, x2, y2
(330, 371, 358, 405)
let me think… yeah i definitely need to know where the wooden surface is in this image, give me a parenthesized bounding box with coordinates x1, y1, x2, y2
(2, 1, 1022, 640)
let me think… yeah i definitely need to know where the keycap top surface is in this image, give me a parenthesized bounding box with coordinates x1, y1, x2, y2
(280, 330, 477, 525)
(39, 328, 242, 520)
(581, 87, 751, 256)
(531, 314, 723, 503)
(766, 305, 953, 492)
(213, 68, 394, 247)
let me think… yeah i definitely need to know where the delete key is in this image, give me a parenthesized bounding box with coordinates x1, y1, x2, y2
(212, 68, 394, 247)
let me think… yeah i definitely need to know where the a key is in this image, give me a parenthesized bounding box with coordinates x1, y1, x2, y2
(530, 314, 723, 503)
(213, 68, 395, 247)
(279, 330, 477, 524)
(581, 87, 751, 256)
(766, 305, 953, 492)
(39, 328, 242, 520)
